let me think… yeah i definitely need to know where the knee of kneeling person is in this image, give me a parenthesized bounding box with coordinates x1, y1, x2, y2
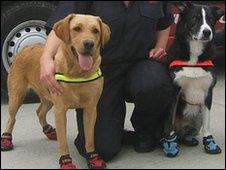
(136, 82, 175, 102)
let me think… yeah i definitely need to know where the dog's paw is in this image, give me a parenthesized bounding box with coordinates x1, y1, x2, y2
(60, 162, 76, 169)
(1, 133, 13, 151)
(179, 135, 199, 146)
(87, 151, 106, 169)
(160, 135, 179, 157)
(59, 154, 76, 169)
(203, 135, 221, 154)
(43, 124, 57, 140)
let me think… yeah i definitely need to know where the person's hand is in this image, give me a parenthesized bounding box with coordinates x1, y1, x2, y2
(40, 55, 63, 95)
(149, 47, 167, 61)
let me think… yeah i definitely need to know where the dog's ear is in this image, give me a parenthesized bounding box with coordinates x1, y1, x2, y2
(53, 14, 76, 43)
(175, 1, 193, 12)
(98, 17, 111, 47)
(211, 6, 225, 21)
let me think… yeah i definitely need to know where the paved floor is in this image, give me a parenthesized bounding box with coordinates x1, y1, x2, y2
(1, 70, 225, 169)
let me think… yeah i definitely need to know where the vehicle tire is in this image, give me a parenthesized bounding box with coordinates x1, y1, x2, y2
(1, 1, 57, 103)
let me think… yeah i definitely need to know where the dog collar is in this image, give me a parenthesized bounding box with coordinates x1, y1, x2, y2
(169, 59, 214, 69)
(55, 68, 102, 83)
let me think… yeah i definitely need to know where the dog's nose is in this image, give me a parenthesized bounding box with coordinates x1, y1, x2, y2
(83, 40, 94, 50)
(203, 29, 211, 37)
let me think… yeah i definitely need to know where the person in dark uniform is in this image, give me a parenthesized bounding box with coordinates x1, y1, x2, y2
(41, 1, 175, 163)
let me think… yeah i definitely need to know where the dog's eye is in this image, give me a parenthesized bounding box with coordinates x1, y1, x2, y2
(74, 26, 82, 32)
(92, 28, 99, 34)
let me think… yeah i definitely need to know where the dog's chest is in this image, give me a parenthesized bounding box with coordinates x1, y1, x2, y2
(174, 67, 213, 91)
(57, 78, 103, 108)
(174, 67, 213, 109)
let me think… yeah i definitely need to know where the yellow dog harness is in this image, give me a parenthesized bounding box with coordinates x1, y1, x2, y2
(55, 68, 102, 83)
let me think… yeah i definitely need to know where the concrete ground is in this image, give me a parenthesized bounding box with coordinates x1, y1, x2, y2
(1, 70, 225, 169)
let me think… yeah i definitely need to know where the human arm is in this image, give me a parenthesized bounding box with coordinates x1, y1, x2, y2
(40, 30, 63, 95)
(149, 2, 174, 61)
(149, 26, 171, 60)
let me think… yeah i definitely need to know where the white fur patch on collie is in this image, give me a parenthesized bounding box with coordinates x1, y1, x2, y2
(174, 67, 213, 117)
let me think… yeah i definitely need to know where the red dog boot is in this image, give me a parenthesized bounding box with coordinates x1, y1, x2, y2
(1, 133, 13, 151)
(87, 151, 106, 169)
(59, 154, 76, 169)
(43, 124, 57, 140)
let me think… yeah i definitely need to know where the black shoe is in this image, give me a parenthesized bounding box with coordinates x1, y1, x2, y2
(122, 129, 136, 145)
(134, 141, 156, 153)
(122, 130, 156, 153)
(133, 134, 156, 153)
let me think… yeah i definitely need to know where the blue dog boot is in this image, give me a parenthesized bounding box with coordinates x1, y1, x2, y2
(203, 135, 221, 154)
(160, 135, 179, 157)
(180, 134, 199, 146)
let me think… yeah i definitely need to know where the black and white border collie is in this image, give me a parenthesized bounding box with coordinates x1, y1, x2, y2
(161, 2, 225, 157)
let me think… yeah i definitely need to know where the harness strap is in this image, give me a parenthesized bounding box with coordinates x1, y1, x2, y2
(169, 59, 214, 68)
(55, 68, 102, 83)
(181, 96, 200, 106)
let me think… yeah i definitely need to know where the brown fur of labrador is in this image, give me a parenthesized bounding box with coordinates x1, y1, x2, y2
(3, 14, 110, 160)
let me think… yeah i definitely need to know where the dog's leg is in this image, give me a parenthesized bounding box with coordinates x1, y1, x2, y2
(5, 80, 28, 133)
(36, 99, 56, 140)
(83, 105, 106, 169)
(160, 90, 180, 157)
(54, 106, 76, 169)
(36, 100, 53, 127)
(83, 106, 96, 153)
(54, 107, 68, 155)
(201, 105, 211, 137)
(201, 105, 221, 154)
(1, 78, 27, 151)
(164, 91, 180, 137)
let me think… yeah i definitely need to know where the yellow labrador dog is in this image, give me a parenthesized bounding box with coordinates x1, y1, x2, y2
(1, 14, 110, 169)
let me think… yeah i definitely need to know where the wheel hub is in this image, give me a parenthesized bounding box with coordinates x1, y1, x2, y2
(2, 20, 47, 72)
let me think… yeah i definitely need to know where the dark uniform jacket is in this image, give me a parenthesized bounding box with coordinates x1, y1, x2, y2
(46, 1, 174, 65)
